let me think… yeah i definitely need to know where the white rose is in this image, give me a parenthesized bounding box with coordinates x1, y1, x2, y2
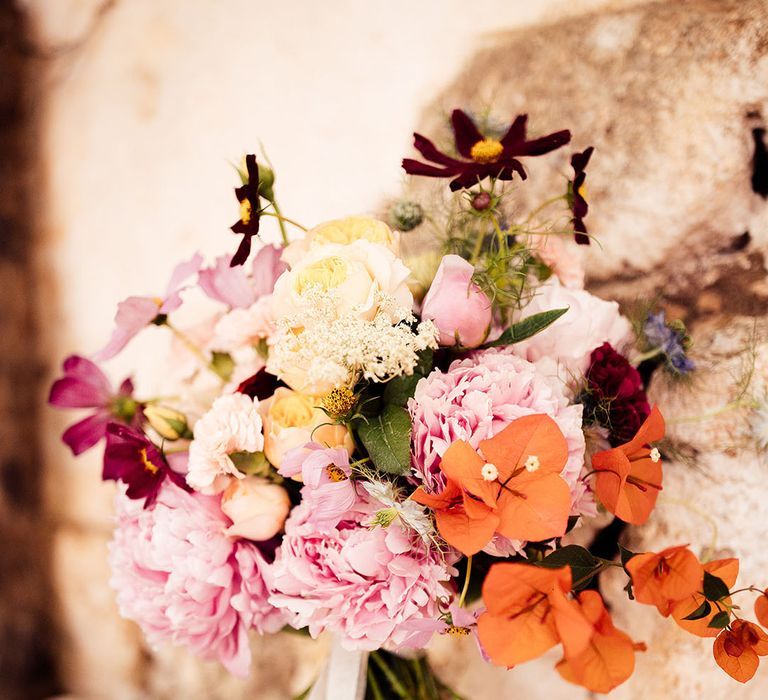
(271, 239, 413, 323)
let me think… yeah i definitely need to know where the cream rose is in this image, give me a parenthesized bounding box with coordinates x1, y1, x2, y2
(282, 216, 399, 267)
(220, 476, 291, 541)
(261, 387, 354, 467)
(271, 240, 413, 323)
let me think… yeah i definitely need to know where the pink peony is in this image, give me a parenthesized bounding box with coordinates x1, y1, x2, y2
(269, 499, 456, 651)
(108, 483, 286, 677)
(531, 236, 585, 289)
(408, 347, 592, 517)
(511, 278, 632, 378)
(421, 255, 492, 348)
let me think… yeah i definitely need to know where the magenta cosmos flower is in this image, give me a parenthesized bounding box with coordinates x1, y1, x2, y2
(109, 483, 286, 678)
(103, 424, 189, 508)
(93, 253, 202, 362)
(48, 354, 141, 455)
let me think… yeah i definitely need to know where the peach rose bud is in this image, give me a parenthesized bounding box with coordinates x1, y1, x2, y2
(421, 255, 492, 348)
(221, 476, 291, 541)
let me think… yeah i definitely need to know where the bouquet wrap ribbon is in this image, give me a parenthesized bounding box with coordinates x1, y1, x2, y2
(307, 637, 368, 700)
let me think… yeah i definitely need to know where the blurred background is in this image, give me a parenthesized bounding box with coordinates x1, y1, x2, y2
(3, 0, 768, 698)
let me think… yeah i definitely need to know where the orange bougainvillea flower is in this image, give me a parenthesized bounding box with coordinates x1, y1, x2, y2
(412, 414, 570, 555)
(755, 590, 768, 629)
(556, 590, 642, 693)
(714, 620, 768, 683)
(592, 406, 665, 525)
(479, 563, 642, 693)
(477, 563, 592, 666)
(625, 544, 704, 616)
(672, 558, 739, 637)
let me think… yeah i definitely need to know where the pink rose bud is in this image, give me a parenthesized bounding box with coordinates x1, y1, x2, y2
(221, 476, 291, 541)
(421, 255, 493, 348)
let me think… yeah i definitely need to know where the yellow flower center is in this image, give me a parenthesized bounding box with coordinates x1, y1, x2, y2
(326, 464, 348, 482)
(322, 387, 356, 418)
(445, 625, 471, 636)
(239, 198, 252, 224)
(139, 447, 159, 475)
(577, 183, 587, 202)
(295, 256, 349, 294)
(470, 138, 504, 164)
(270, 393, 315, 428)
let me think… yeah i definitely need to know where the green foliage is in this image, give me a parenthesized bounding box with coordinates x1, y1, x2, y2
(682, 600, 712, 621)
(484, 307, 569, 348)
(357, 405, 412, 476)
(708, 611, 731, 629)
(536, 545, 600, 590)
(211, 351, 235, 381)
(382, 348, 434, 407)
(702, 571, 731, 602)
(229, 450, 271, 477)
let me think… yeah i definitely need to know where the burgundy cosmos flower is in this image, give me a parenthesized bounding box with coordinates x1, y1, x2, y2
(230, 154, 263, 267)
(49, 355, 141, 456)
(402, 109, 571, 191)
(103, 424, 189, 507)
(585, 342, 651, 446)
(569, 147, 594, 245)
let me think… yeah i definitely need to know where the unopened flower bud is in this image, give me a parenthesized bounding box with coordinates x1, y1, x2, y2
(322, 387, 357, 419)
(471, 192, 492, 211)
(144, 405, 190, 441)
(388, 200, 424, 232)
(257, 165, 275, 202)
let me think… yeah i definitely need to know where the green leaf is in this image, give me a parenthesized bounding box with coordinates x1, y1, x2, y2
(703, 571, 731, 602)
(484, 308, 568, 348)
(357, 405, 412, 475)
(537, 545, 600, 590)
(619, 545, 637, 569)
(382, 348, 434, 407)
(211, 351, 235, 381)
(682, 600, 712, 621)
(708, 611, 731, 629)
(229, 450, 270, 476)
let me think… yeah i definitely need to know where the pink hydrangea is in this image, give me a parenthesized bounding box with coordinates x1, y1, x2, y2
(269, 500, 456, 651)
(408, 347, 592, 518)
(108, 483, 286, 677)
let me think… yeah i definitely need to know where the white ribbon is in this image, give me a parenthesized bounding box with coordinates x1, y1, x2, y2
(308, 638, 368, 700)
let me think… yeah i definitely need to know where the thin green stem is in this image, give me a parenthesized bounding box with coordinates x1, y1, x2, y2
(633, 347, 664, 365)
(458, 555, 473, 608)
(261, 209, 307, 235)
(370, 652, 410, 699)
(667, 399, 757, 425)
(367, 666, 386, 700)
(164, 322, 223, 380)
(524, 194, 566, 225)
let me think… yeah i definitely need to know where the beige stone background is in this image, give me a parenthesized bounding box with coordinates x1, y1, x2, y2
(2, 0, 767, 697)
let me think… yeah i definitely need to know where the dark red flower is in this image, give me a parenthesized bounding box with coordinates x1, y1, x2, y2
(103, 423, 189, 507)
(230, 154, 262, 267)
(402, 109, 571, 191)
(568, 147, 594, 245)
(236, 367, 286, 401)
(584, 342, 650, 446)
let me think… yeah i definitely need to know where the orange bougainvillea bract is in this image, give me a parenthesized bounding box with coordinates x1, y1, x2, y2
(755, 590, 768, 630)
(592, 406, 665, 525)
(625, 544, 704, 616)
(672, 558, 739, 637)
(412, 413, 570, 555)
(714, 620, 768, 683)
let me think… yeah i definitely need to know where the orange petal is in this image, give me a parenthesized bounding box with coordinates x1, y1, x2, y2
(592, 448, 630, 516)
(435, 507, 499, 556)
(482, 562, 572, 617)
(714, 630, 760, 682)
(615, 453, 662, 525)
(411, 481, 461, 510)
(477, 604, 559, 667)
(622, 405, 665, 455)
(440, 440, 498, 508)
(496, 473, 571, 542)
(549, 586, 594, 659)
(556, 627, 636, 693)
(626, 546, 703, 616)
(734, 620, 768, 656)
(755, 590, 768, 630)
(478, 413, 568, 479)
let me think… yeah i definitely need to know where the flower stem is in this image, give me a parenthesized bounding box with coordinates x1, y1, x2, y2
(261, 208, 307, 237)
(366, 666, 386, 700)
(370, 652, 410, 698)
(524, 194, 566, 225)
(459, 555, 473, 608)
(633, 347, 664, 365)
(164, 322, 223, 380)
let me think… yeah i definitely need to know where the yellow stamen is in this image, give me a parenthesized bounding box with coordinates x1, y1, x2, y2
(326, 464, 348, 482)
(139, 447, 159, 475)
(445, 625, 471, 636)
(239, 198, 252, 225)
(470, 138, 504, 164)
(577, 183, 587, 202)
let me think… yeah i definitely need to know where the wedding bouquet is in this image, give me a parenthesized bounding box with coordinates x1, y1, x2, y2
(50, 108, 768, 697)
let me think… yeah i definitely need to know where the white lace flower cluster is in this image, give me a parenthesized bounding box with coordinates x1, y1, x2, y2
(267, 287, 438, 394)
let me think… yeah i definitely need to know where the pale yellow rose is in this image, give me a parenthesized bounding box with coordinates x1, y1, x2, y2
(271, 239, 413, 323)
(260, 387, 354, 467)
(282, 216, 399, 267)
(220, 476, 290, 541)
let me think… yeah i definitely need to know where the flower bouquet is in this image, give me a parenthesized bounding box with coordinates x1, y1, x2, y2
(50, 109, 768, 697)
